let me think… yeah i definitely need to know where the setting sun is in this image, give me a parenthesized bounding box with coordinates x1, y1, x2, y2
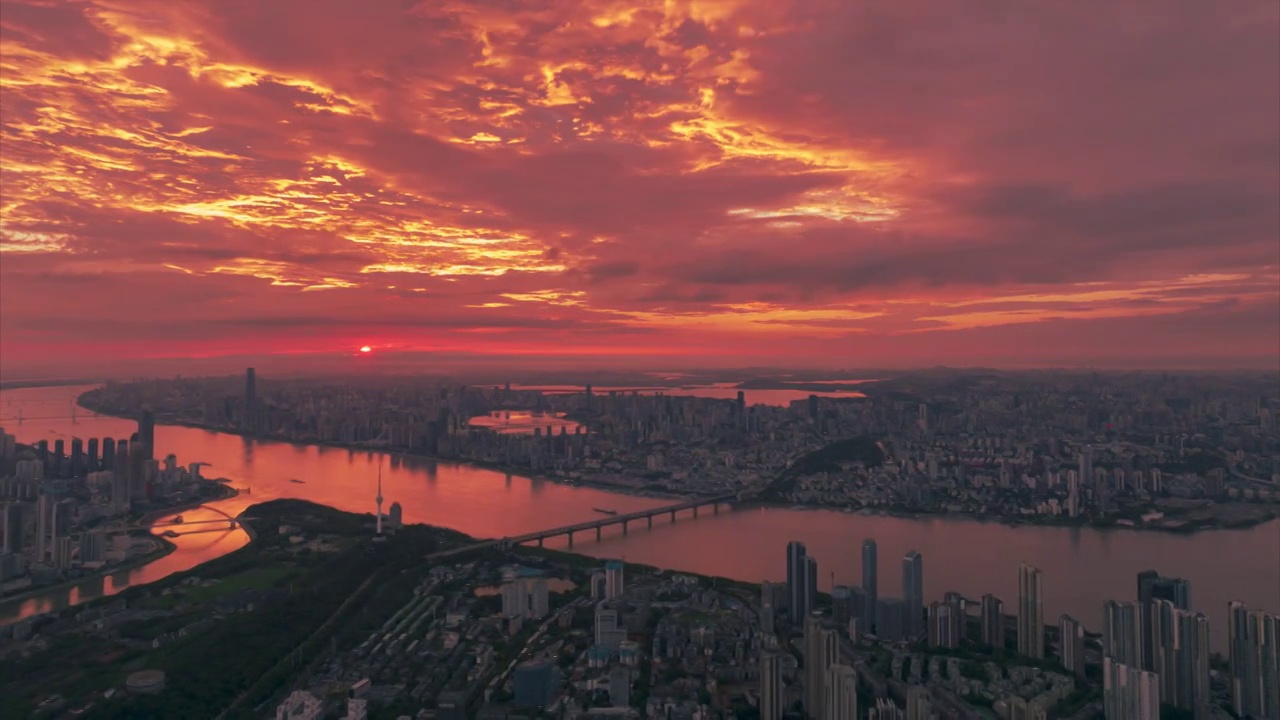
(359, 346, 372, 353)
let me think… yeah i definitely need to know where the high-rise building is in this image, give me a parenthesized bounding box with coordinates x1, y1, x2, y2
(761, 581, 776, 636)
(1017, 563, 1044, 659)
(905, 686, 932, 720)
(86, 437, 99, 472)
(138, 409, 155, 460)
(244, 367, 257, 434)
(760, 651, 785, 720)
(101, 437, 116, 472)
(512, 657, 558, 708)
(903, 551, 924, 638)
(80, 530, 106, 563)
(70, 438, 83, 477)
(2, 503, 23, 555)
(805, 613, 839, 720)
(862, 539, 878, 628)
(982, 594, 1005, 648)
(1228, 602, 1280, 719)
(832, 585, 852, 626)
(787, 541, 809, 623)
(604, 560, 625, 599)
(928, 601, 961, 649)
(1137, 570, 1190, 671)
(128, 441, 148, 501)
(824, 664, 858, 720)
(501, 578, 549, 620)
(35, 492, 51, 563)
(1059, 614, 1086, 678)
(1103, 657, 1160, 720)
(877, 598, 906, 642)
(1103, 600, 1143, 667)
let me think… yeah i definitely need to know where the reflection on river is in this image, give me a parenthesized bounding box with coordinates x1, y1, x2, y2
(1, 385, 1276, 650)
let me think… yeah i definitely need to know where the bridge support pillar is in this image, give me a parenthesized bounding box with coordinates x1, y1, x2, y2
(567, 531, 574, 546)
(538, 538, 543, 547)
(647, 516, 653, 529)
(713, 503, 719, 515)
(596, 527, 602, 541)
(670, 510, 676, 523)
(622, 520, 628, 535)
(693, 506, 699, 518)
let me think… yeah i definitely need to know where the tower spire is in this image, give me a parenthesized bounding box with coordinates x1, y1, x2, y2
(375, 458, 384, 536)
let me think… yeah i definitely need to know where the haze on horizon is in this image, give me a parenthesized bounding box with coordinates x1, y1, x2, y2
(1, 0, 1278, 380)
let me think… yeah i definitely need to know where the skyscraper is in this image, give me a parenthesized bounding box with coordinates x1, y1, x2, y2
(804, 613, 838, 720)
(2, 503, 23, 555)
(70, 437, 83, 477)
(244, 367, 257, 433)
(760, 652, 785, 720)
(128, 441, 148, 501)
(787, 541, 808, 623)
(903, 551, 924, 638)
(1103, 657, 1160, 720)
(1228, 602, 1280, 719)
(928, 601, 961, 649)
(824, 665, 858, 720)
(862, 539, 878, 629)
(86, 437, 98, 472)
(35, 492, 50, 563)
(1103, 600, 1143, 667)
(981, 594, 1005, 648)
(1017, 563, 1044, 659)
(1059, 614, 1086, 678)
(101, 437, 116, 472)
(1137, 570, 1191, 671)
(138, 409, 155, 460)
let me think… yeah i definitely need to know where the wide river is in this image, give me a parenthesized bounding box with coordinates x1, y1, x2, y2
(2, 385, 1276, 651)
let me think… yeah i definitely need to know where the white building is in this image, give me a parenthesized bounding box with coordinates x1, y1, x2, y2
(276, 690, 323, 720)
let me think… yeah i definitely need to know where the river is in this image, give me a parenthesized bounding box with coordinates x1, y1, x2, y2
(2, 385, 1276, 650)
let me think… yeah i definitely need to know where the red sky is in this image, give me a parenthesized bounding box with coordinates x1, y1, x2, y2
(1, 0, 1277, 378)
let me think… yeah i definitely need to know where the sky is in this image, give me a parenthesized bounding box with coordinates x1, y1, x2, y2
(1, 0, 1278, 378)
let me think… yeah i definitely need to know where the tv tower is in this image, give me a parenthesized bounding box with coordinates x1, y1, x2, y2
(375, 459, 384, 536)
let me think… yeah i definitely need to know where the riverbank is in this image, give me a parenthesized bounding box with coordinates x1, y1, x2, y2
(0, 534, 178, 609)
(72, 394, 1280, 536)
(774, 502, 1280, 534)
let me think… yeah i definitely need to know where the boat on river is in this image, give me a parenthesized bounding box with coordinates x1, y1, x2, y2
(289, 478, 306, 484)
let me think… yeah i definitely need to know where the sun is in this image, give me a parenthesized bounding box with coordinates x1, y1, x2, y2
(359, 346, 372, 353)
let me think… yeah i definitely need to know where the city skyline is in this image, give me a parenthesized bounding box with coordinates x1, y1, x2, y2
(2, 0, 1279, 379)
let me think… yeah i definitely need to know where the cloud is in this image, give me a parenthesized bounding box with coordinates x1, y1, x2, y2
(1, 0, 1276, 376)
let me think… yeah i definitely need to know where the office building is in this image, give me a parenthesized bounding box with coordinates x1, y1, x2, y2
(1059, 614, 1086, 678)
(903, 550, 924, 638)
(128, 441, 148, 502)
(761, 581, 776, 635)
(1103, 600, 1143, 667)
(804, 613, 838, 720)
(604, 559, 625, 599)
(1228, 602, 1280, 719)
(594, 604, 625, 649)
(760, 651, 785, 720)
(824, 664, 858, 720)
(862, 539, 878, 628)
(982, 594, 1005, 647)
(870, 699, 904, 720)
(138, 409, 155, 460)
(1017, 563, 1044, 659)
(1137, 571, 1190, 671)
(1103, 657, 1159, 720)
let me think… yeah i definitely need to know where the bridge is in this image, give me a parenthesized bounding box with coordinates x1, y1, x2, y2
(501, 492, 741, 548)
(421, 492, 748, 562)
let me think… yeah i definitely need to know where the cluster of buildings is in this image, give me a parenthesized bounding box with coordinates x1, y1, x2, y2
(0, 415, 214, 594)
(80, 371, 1279, 529)
(775, 538, 1277, 720)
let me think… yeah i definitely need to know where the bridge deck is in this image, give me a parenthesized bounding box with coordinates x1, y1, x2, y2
(503, 492, 737, 544)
